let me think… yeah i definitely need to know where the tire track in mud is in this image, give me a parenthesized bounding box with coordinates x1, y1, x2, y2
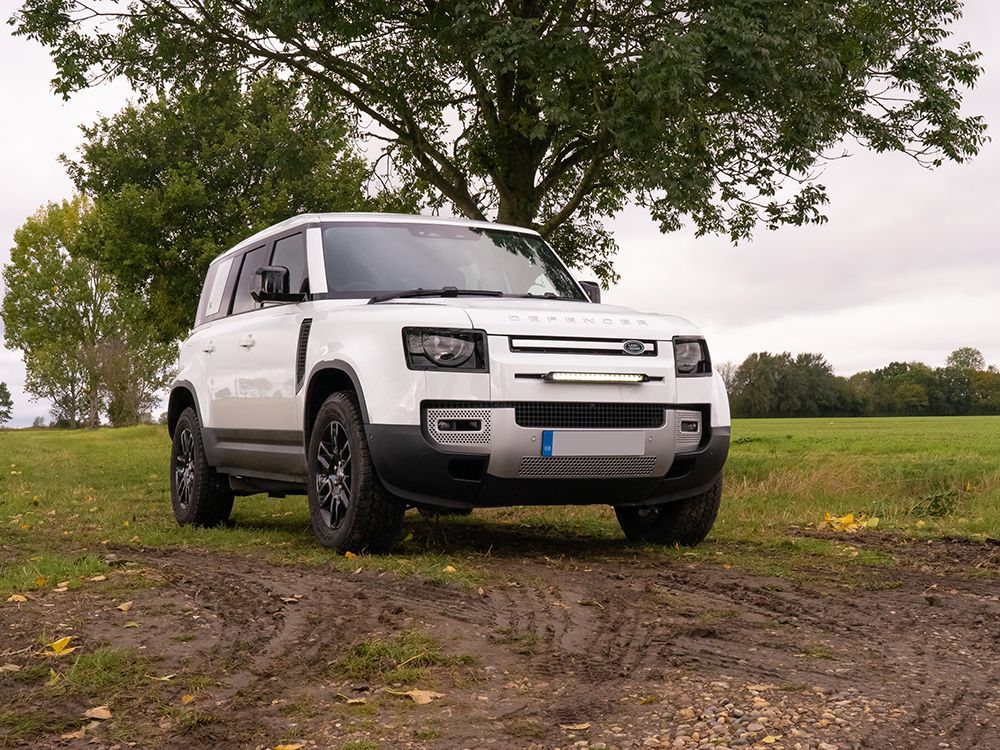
(122, 542, 1000, 749)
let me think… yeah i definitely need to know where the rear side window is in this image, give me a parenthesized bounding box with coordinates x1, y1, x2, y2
(231, 245, 271, 315)
(195, 256, 235, 327)
(271, 233, 308, 294)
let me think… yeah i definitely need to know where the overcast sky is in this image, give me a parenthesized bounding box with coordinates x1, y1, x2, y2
(1, 3, 998, 426)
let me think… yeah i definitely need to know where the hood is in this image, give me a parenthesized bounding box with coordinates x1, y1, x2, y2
(375, 297, 700, 340)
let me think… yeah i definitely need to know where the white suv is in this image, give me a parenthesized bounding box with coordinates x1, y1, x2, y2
(168, 214, 731, 552)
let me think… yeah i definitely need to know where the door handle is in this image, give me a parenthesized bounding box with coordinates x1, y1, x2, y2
(202, 342, 215, 354)
(239, 334, 256, 349)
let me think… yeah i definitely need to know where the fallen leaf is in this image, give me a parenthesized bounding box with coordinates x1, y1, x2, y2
(88, 575, 107, 582)
(560, 722, 592, 731)
(762, 736, 783, 744)
(181, 694, 195, 705)
(45, 636, 77, 656)
(336, 694, 367, 705)
(57, 580, 69, 587)
(124, 621, 140, 628)
(391, 688, 444, 705)
(344, 551, 357, 559)
(53, 587, 68, 593)
(722, 563, 733, 570)
(442, 565, 457, 574)
(0, 664, 21, 673)
(274, 744, 304, 750)
(60, 728, 87, 740)
(83, 706, 112, 720)
(147, 674, 176, 682)
(117, 601, 133, 612)
(6, 594, 27, 603)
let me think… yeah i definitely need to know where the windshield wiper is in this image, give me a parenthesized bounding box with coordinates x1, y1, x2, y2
(368, 286, 506, 304)
(512, 292, 583, 302)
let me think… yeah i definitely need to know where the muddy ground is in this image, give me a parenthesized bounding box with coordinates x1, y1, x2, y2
(2, 529, 999, 750)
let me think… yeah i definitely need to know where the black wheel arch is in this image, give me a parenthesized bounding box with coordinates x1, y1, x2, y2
(303, 360, 371, 448)
(167, 381, 202, 439)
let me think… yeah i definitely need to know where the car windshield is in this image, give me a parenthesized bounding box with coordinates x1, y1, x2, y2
(321, 222, 586, 300)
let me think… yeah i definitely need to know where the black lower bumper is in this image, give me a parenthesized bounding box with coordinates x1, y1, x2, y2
(366, 424, 730, 509)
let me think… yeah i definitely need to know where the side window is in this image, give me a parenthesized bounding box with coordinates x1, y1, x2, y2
(231, 245, 271, 315)
(195, 256, 234, 327)
(271, 233, 308, 294)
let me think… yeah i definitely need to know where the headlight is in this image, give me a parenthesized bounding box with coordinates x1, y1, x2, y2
(673, 337, 711, 376)
(403, 328, 488, 371)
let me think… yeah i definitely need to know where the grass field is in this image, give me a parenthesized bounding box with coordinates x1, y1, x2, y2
(1, 416, 998, 593)
(3, 417, 1000, 749)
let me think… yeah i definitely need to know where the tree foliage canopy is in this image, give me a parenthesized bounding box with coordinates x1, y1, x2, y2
(0, 382, 12, 426)
(727, 347, 1000, 418)
(2, 197, 174, 426)
(14, 0, 987, 280)
(61, 74, 402, 340)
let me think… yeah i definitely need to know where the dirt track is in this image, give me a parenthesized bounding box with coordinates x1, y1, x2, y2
(3, 531, 1000, 749)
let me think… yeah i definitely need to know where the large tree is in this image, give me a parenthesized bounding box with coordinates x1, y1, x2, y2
(2, 197, 174, 427)
(63, 73, 404, 340)
(13, 0, 987, 282)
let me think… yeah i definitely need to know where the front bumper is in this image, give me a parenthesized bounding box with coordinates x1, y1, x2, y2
(365, 403, 730, 509)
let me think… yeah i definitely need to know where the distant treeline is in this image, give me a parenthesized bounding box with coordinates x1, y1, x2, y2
(722, 347, 1000, 418)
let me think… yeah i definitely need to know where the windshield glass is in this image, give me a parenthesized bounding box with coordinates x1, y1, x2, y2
(321, 222, 585, 300)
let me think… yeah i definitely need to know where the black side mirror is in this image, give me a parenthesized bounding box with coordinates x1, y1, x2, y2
(252, 265, 305, 303)
(578, 280, 601, 304)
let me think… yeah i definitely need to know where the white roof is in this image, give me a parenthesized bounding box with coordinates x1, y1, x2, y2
(217, 212, 541, 261)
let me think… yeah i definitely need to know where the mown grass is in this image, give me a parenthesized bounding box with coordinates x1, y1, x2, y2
(331, 630, 464, 685)
(0, 418, 998, 594)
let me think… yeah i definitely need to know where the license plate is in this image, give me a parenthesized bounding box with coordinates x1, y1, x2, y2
(541, 431, 645, 457)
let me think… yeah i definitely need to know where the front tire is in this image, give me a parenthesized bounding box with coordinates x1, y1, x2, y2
(615, 476, 723, 546)
(170, 407, 234, 527)
(307, 391, 404, 553)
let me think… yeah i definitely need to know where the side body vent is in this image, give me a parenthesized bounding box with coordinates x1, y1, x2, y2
(295, 318, 313, 393)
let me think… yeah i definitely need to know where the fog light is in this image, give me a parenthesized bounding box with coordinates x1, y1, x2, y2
(680, 420, 700, 433)
(437, 419, 482, 432)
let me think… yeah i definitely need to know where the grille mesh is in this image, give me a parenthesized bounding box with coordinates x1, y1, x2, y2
(518, 456, 657, 478)
(426, 408, 492, 446)
(514, 402, 666, 429)
(675, 409, 702, 451)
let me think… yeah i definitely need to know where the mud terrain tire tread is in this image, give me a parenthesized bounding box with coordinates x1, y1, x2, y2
(615, 475, 723, 546)
(308, 391, 404, 553)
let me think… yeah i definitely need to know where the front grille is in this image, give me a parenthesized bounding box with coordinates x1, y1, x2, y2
(509, 337, 658, 357)
(518, 456, 658, 478)
(514, 402, 666, 429)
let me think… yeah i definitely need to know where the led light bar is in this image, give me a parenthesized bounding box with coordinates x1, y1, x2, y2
(544, 371, 648, 384)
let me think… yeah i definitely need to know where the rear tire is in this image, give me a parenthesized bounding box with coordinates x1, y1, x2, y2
(615, 476, 723, 546)
(307, 391, 404, 553)
(170, 407, 234, 527)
